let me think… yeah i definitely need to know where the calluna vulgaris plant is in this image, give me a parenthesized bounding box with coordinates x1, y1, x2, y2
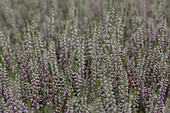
(0, 0, 169, 113)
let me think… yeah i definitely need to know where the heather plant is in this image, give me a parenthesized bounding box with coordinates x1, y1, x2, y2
(0, 0, 169, 113)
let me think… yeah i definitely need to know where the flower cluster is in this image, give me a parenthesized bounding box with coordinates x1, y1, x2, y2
(0, 0, 169, 113)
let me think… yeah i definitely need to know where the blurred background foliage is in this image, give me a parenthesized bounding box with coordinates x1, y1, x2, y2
(0, 0, 169, 32)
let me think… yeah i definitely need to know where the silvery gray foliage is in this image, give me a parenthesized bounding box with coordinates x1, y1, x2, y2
(0, 0, 169, 113)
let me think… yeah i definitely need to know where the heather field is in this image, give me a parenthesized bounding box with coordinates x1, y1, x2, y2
(0, 0, 169, 113)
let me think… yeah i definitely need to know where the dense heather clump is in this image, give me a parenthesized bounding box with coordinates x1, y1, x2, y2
(0, 0, 169, 113)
